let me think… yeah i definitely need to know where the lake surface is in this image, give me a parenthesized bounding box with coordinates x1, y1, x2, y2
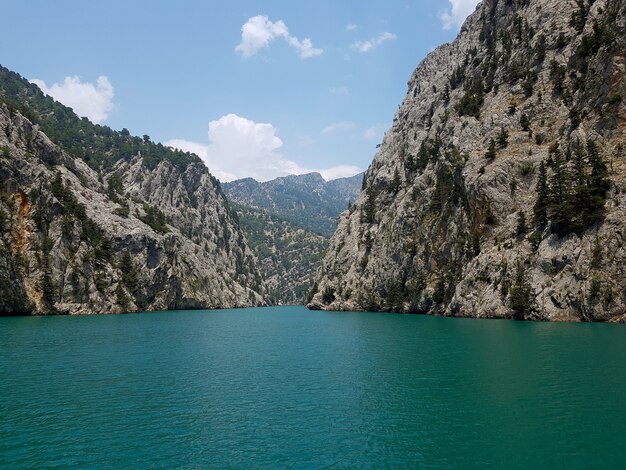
(1, 306, 626, 469)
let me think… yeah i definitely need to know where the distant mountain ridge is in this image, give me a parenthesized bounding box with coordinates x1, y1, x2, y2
(223, 171, 363, 304)
(223, 172, 363, 237)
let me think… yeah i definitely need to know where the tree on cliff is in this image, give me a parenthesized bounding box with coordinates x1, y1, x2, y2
(509, 263, 535, 319)
(533, 160, 549, 229)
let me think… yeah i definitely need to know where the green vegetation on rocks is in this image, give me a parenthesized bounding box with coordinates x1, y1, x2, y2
(309, 0, 626, 322)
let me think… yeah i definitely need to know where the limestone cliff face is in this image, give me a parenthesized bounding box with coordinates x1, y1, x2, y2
(310, 0, 626, 321)
(0, 105, 266, 314)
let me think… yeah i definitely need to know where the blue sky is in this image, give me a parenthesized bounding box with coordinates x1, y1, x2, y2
(0, 0, 479, 181)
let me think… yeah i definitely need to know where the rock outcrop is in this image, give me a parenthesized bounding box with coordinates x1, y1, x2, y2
(309, 0, 626, 321)
(0, 103, 267, 315)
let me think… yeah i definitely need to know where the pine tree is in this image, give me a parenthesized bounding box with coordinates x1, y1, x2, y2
(50, 171, 66, 201)
(41, 269, 56, 308)
(569, 0, 587, 33)
(509, 263, 534, 319)
(533, 160, 549, 229)
(417, 141, 430, 170)
(389, 168, 402, 193)
(430, 166, 454, 214)
(361, 188, 377, 223)
(585, 139, 610, 226)
(432, 276, 446, 304)
(0, 207, 6, 233)
(549, 59, 566, 94)
(547, 148, 573, 235)
(570, 139, 590, 231)
(405, 154, 416, 173)
(516, 211, 528, 236)
(485, 139, 497, 161)
(535, 139, 610, 236)
(321, 286, 336, 304)
(520, 113, 530, 131)
(119, 251, 138, 292)
(116, 284, 131, 308)
(497, 128, 509, 149)
(457, 76, 484, 118)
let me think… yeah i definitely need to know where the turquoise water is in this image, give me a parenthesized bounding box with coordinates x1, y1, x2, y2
(1, 307, 626, 469)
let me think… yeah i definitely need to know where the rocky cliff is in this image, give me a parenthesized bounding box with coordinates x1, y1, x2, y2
(309, 0, 626, 321)
(0, 71, 267, 314)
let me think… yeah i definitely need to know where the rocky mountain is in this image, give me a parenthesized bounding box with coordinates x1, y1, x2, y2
(0, 66, 267, 315)
(309, 0, 626, 322)
(231, 203, 328, 304)
(223, 172, 362, 304)
(223, 172, 363, 237)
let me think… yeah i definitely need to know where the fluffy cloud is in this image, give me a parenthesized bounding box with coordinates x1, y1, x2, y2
(345, 24, 358, 32)
(321, 121, 356, 134)
(350, 32, 397, 53)
(318, 165, 362, 181)
(440, 0, 480, 30)
(235, 15, 322, 59)
(30, 76, 114, 124)
(165, 114, 360, 182)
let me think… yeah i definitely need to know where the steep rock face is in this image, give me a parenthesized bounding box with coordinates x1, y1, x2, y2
(223, 172, 363, 237)
(0, 105, 266, 314)
(310, 0, 626, 321)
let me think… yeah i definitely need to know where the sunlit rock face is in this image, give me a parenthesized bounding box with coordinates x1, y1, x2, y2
(310, 0, 626, 322)
(0, 104, 267, 314)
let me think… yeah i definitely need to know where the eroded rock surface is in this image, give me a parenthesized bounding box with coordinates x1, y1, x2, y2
(310, 0, 626, 321)
(0, 105, 267, 314)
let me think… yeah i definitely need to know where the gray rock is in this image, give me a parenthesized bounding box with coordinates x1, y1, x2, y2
(309, 0, 626, 322)
(0, 104, 267, 314)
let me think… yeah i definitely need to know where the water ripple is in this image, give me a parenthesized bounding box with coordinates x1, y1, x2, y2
(1, 307, 626, 468)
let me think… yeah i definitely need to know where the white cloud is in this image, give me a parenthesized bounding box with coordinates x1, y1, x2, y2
(165, 114, 360, 182)
(363, 124, 388, 141)
(285, 36, 322, 59)
(235, 15, 322, 59)
(329, 86, 349, 95)
(318, 165, 362, 181)
(164, 138, 237, 182)
(321, 121, 356, 134)
(440, 0, 480, 30)
(345, 24, 358, 32)
(30, 76, 114, 124)
(351, 32, 397, 53)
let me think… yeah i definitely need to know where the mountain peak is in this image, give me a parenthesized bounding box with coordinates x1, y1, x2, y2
(224, 171, 363, 237)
